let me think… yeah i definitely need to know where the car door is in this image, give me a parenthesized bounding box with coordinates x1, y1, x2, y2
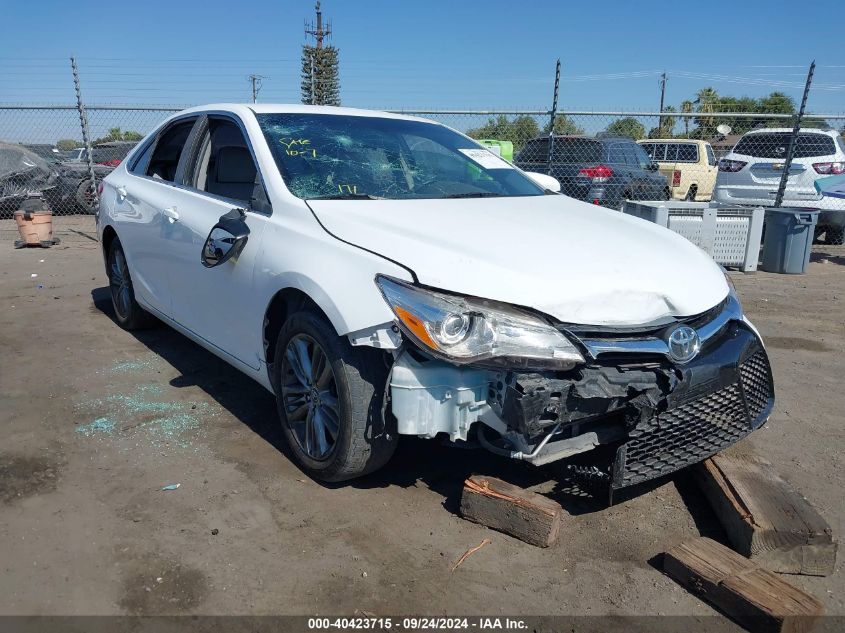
(621, 143, 650, 199)
(108, 116, 199, 316)
(161, 114, 270, 369)
(605, 143, 630, 203)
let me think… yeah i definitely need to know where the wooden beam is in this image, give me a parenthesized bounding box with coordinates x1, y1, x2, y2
(459, 475, 562, 548)
(664, 537, 825, 633)
(695, 452, 837, 576)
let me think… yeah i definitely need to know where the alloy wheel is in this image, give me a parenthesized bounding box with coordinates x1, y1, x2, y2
(109, 249, 132, 320)
(281, 334, 340, 461)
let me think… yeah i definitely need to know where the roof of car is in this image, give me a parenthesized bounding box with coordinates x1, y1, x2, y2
(178, 103, 431, 123)
(639, 138, 709, 145)
(741, 127, 836, 136)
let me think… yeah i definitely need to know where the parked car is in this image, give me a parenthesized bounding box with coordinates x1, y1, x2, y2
(638, 139, 718, 201)
(714, 128, 845, 244)
(0, 143, 58, 218)
(54, 141, 139, 214)
(97, 104, 774, 497)
(514, 135, 670, 209)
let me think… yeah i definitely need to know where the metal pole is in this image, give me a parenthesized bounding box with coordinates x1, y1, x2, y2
(310, 54, 316, 105)
(774, 61, 815, 208)
(546, 59, 560, 174)
(71, 56, 99, 212)
(659, 72, 667, 131)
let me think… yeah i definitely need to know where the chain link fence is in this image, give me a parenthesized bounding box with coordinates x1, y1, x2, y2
(2, 104, 844, 242)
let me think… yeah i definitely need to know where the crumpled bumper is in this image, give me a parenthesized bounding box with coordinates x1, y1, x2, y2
(609, 322, 773, 491)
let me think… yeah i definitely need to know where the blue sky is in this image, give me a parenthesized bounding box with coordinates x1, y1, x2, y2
(2, 0, 844, 112)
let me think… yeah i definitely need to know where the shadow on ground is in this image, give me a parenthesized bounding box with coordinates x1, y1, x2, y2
(91, 286, 723, 521)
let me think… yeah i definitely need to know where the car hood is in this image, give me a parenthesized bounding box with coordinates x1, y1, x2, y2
(307, 195, 728, 326)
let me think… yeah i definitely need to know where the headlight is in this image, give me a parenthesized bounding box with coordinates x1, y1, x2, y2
(375, 276, 584, 370)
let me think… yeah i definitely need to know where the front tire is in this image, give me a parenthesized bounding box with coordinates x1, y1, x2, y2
(273, 310, 397, 482)
(106, 239, 157, 330)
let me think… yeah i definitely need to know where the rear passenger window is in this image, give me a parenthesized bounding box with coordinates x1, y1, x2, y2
(622, 145, 640, 167)
(130, 141, 155, 175)
(677, 144, 698, 162)
(146, 119, 196, 182)
(643, 143, 666, 161)
(607, 145, 626, 165)
(193, 119, 260, 205)
(518, 139, 548, 162)
(705, 144, 716, 166)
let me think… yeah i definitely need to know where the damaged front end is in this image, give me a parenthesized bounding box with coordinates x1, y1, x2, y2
(387, 288, 775, 496)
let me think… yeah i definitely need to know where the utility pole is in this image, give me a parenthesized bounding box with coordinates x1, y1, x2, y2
(70, 56, 99, 213)
(658, 71, 667, 131)
(305, 0, 330, 49)
(305, 0, 328, 104)
(247, 74, 266, 103)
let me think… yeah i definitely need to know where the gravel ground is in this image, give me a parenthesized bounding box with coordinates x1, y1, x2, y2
(0, 216, 842, 624)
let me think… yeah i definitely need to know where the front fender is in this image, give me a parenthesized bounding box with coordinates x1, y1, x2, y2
(255, 221, 412, 340)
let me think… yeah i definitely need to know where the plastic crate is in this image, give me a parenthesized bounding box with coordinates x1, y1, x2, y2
(621, 200, 764, 272)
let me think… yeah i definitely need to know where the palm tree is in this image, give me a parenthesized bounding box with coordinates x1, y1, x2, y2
(694, 88, 719, 131)
(660, 105, 677, 136)
(681, 100, 694, 137)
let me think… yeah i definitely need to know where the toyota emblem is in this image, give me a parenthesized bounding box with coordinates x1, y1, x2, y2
(667, 326, 701, 363)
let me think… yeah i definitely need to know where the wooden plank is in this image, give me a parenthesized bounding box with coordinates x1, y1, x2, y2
(695, 452, 837, 576)
(664, 537, 825, 633)
(459, 475, 562, 548)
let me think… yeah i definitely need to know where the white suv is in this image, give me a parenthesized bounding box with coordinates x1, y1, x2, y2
(97, 104, 774, 496)
(714, 128, 845, 244)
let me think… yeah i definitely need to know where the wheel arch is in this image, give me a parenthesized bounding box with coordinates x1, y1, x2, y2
(101, 224, 119, 263)
(262, 282, 345, 371)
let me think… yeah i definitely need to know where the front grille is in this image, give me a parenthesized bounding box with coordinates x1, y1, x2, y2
(613, 349, 774, 489)
(739, 350, 774, 420)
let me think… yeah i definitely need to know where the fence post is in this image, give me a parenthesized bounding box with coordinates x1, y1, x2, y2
(546, 59, 560, 175)
(71, 56, 99, 213)
(774, 61, 815, 208)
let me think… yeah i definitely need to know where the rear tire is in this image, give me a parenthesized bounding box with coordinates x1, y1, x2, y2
(685, 186, 697, 201)
(75, 179, 98, 215)
(106, 239, 157, 330)
(273, 310, 397, 482)
(827, 226, 845, 246)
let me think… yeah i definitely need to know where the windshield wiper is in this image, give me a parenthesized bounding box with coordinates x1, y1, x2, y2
(308, 193, 385, 200)
(442, 192, 503, 199)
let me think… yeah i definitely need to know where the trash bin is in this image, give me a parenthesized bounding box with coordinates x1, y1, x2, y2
(760, 208, 819, 274)
(13, 195, 57, 249)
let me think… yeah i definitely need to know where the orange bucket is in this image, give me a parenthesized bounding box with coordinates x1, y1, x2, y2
(14, 198, 55, 248)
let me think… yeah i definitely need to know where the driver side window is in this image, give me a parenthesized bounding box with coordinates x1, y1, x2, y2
(192, 118, 264, 209)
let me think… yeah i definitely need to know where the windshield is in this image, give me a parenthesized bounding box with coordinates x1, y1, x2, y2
(256, 113, 544, 200)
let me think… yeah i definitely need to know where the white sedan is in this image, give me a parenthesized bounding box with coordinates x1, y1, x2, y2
(98, 104, 774, 495)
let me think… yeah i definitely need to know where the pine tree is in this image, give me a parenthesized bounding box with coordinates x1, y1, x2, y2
(301, 45, 340, 106)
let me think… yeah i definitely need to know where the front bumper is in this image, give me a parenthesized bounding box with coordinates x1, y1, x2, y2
(610, 322, 772, 490)
(389, 300, 774, 493)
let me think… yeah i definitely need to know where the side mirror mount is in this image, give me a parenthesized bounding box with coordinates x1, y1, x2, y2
(647, 162, 660, 172)
(524, 171, 561, 193)
(201, 208, 250, 268)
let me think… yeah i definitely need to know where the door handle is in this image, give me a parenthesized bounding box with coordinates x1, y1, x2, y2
(162, 206, 180, 222)
(116, 186, 128, 200)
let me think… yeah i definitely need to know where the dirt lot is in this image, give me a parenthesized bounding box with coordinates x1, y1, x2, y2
(1, 216, 843, 622)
